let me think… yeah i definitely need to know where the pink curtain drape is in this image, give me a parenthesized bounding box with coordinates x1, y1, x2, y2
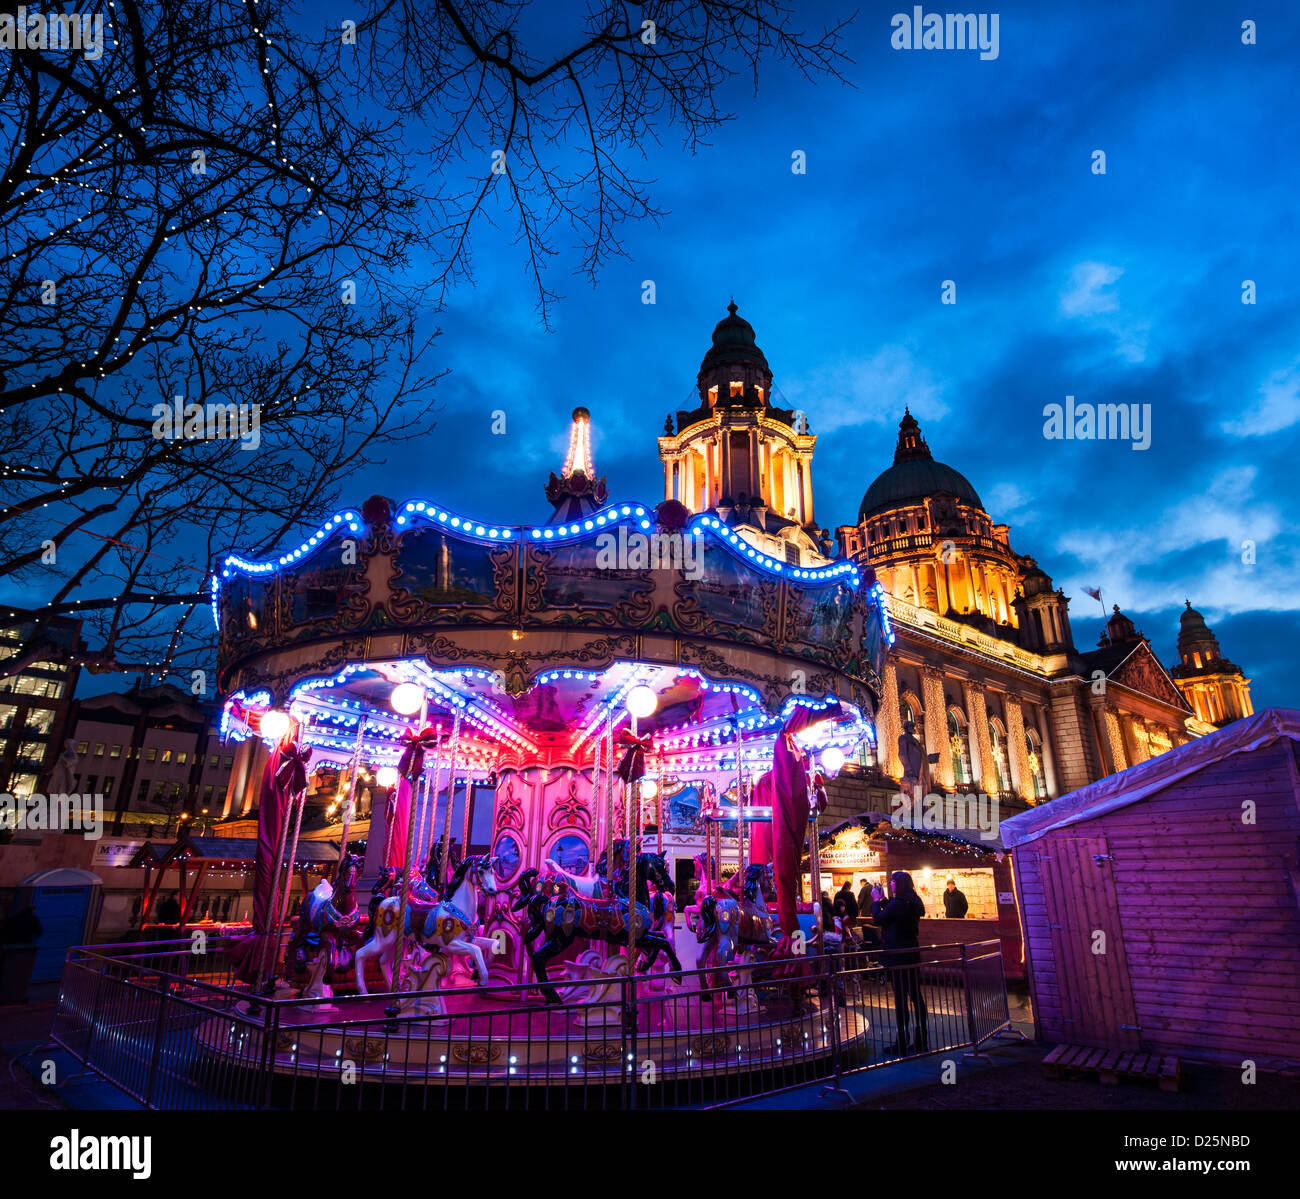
(772, 702, 840, 934)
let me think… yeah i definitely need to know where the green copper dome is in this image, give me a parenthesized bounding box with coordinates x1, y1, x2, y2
(858, 410, 983, 520)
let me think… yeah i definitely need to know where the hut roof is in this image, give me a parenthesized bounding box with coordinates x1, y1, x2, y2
(1000, 708, 1300, 849)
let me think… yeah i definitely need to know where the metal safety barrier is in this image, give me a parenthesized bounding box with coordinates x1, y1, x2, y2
(49, 937, 1013, 1109)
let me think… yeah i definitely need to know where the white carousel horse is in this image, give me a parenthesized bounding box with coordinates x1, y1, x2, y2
(541, 858, 607, 899)
(355, 854, 500, 995)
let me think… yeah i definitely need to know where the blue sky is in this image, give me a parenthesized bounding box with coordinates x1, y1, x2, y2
(311, 2, 1299, 709)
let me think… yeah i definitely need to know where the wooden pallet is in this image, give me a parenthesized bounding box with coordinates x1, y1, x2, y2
(1042, 1044, 1182, 1092)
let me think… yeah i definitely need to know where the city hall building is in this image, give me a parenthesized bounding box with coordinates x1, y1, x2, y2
(657, 304, 1253, 811)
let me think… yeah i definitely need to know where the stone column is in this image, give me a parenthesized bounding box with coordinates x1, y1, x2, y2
(879, 661, 903, 778)
(964, 682, 998, 796)
(1005, 697, 1034, 803)
(922, 668, 954, 790)
(1103, 706, 1128, 774)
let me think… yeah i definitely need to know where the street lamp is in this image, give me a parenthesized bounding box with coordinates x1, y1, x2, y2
(821, 746, 846, 776)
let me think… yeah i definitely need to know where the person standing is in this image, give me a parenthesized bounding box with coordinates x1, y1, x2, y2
(871, 871, 929, 1054)
(943, 879, 969, 918)
(158, 891, 182, 927)
(856, 877, 874, 914)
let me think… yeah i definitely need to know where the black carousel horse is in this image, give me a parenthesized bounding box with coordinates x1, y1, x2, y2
(512, 849, 682, 1004)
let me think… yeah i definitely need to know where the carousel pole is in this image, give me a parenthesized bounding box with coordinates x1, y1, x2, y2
(591, 734, 604, 869)
(393, 695, 430, 992)
(439, 709, 463, 886)
(459, 755, 475, 860)
(337, 719, 366, 865)
(655, 750, 664, 857)
(604, 715, 615, 889)
(733, 722, 747, 879)
(273, 786, 308, 980)
(421, 726, 445, 880)
(256, 738, 294, 992)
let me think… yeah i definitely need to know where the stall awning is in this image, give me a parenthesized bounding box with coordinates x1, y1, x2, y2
(126, 833, 340, 869)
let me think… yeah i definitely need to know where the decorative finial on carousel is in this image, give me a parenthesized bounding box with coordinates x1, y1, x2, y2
(545, 406, 608, 521)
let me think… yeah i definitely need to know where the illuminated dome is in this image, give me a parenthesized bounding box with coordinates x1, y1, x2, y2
(858, 409, 983, 520)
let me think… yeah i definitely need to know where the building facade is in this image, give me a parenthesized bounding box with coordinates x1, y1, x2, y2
(660, 306, 1250, 811)
(66, 683, 236, 835)
(0, 610, 83, 800)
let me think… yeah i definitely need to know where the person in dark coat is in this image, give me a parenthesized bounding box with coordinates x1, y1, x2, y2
(158, 892, 182, 926)
(871, 870, 929, 1053)
(835, 882, 860, 922)
(2, 906, 42, 945)
(943, 880, 969, 918)
(856, 878, 874, 914)
(819, 892, 837, 933)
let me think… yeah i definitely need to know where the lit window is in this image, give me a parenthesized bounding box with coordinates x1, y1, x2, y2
(94, 742, 105, 757)
(110, 745, 121, 759)
(161, 749, 172, 764)
(146, 749, 157, 763)
(76, 740, 89, 754)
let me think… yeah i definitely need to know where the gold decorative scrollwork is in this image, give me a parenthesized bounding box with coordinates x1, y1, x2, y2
(450, 1042, 502, 1066)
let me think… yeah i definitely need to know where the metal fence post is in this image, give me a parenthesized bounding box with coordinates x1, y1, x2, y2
(260, 1002, 281, 1109)
(819, 950, 852, 1103)
(142, 970, 170, 1109)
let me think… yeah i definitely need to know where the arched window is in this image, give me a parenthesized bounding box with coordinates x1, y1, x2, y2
(948, 709, 972, 786)
(900, 696, 923, 745)
(988, 719, 1010, 794)
(1024, 729, 1047, 799)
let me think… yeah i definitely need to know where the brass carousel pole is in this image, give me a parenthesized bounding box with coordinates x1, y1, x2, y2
(734, 723, 747, 881)
(393, 697, 430, 991)
(604, 715, 615, 891)
(439, 708, 463, 886)
(655, 749, 664, 857)
(337, 719, 365, 865)
(591, 732, 605, 871)
(459, 752, 475, 860)
(273, 783, 308, 981)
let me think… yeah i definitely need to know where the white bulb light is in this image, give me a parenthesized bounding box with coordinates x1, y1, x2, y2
(259, 709, 290, 742)
(641, 779, 658, 799)
(376, 766, 400, 788)
(821, 746, 846, 775)
(625, 684, 658, 720)
(390, 682, 424, 716)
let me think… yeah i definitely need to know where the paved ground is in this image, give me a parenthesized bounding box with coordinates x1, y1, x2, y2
(0, 984, 64, 1110)
(860, 1047, 1300, 1111)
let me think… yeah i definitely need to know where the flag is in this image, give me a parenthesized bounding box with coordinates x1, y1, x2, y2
(1084, 586, 1102, 601)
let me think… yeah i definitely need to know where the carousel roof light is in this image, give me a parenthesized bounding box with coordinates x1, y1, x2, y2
(390, 681, 425, 715)
(625, 684, 658, 719)
(259, 709, 291, 742)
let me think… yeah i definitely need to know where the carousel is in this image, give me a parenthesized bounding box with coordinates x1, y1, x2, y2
(203, 423, 894, 1086)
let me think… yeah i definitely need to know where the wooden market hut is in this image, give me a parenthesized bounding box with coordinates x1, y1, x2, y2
(814, 815, 1025, 980)
(999, 708, 1300, 1071)
(128, 834, 341, 933)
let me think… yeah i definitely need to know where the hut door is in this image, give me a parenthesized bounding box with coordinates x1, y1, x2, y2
(1035, 835, 1140, 1050)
